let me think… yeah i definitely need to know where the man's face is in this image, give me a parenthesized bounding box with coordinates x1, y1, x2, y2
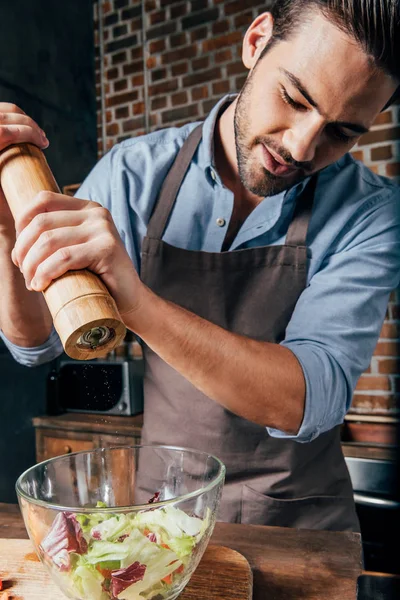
(234, 11, 397, 197)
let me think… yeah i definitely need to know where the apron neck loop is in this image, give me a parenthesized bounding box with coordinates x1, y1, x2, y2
(284, 174, 318, 247)
(147, 124, 203, 240)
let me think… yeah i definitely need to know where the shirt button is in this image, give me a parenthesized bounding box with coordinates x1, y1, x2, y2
(210, 169, 217, 181)
(216, 217, 226, 227)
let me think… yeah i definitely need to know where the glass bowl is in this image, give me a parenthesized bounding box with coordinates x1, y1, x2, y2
(16, 445, 225, 600)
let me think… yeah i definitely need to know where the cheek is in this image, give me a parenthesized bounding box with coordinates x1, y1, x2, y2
(314, 141, 352, 170)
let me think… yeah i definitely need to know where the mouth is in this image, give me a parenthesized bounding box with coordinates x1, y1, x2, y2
(260, 144, 299, 177)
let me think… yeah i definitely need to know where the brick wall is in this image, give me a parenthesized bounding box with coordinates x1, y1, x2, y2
(94, 0, 400, 417)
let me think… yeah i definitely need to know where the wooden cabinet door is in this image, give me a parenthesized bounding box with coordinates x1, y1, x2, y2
(35, 429, 95, 463)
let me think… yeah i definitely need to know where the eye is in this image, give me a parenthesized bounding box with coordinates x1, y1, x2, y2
(280, 87, 307, 111)
(325, 124, 356, 143)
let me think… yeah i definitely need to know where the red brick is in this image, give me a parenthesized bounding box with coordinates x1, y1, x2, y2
(107, 67, 119, 80)
(150, 9, 166, 25)
(202, 31, 243, 52)
(183, 67, 222, 87)
(106, 122, 120, 136)
(380, 322, 400, 339)
(122, 116, 146, 132)
(215, 49, 232, 63)
(357, 126, 400, 146)
(149, 79, 178, 96)
(114, 79, 128, 92)
(350, 150, 364, 161)
(133, 101, 145, 115)
(146, 56, 158, 69)
(161, 104, 198, 124)
(192, 85, 209, 101)
(392, 305, 400, 319)
(146, 21, 176, 41)
(171, 62, 189, 76)
(151, 68, 167, 82)
(371, 145, 393, 161)
(227, 61, 245, 76)
(213, 20, 229, 35)
(132, 74, 145, 86)
(182, 7, 219, 30)
(145, 0, 156, 10)
(212, 80, 230, 95)
(350, 393, 399, 414)
(355, 375, 391, 391)
(106, 90, 139, 107)
(111, 51, 127, 65)
(170, 3, 187, 18)
(170, 33, 187, 48)
(191, 26, 208, 42)
(378, 358, 400, 374)
(203, 98, 216, 114)
(374, 341, 400, 356)
(149, 39, 166, 53)
(123, 60, 144, 76)
(131, 47, 143, 61)
(171, 91, 188, 106)
(115, 106, 130, 119)
(192, 56, 210, 71)
(191, 0, 208, 10)
(224, 0, 247, 15)
(162, 45, 197, 64)
(386, 163, 400, 177)
(151, 96, 167, 110)
(373, 111, 393, 126)
(234, 10, 253, 28)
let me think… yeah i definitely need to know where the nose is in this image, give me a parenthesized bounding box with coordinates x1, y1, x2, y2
(282, 115, 324, 164)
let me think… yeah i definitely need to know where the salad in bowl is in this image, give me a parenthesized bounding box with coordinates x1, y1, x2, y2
(16, 445, 225, 600)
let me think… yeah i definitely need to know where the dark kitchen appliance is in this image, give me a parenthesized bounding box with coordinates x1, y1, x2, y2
(48, 357, 144, 416)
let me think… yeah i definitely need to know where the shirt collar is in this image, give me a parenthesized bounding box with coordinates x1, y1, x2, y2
(200, 94, 311, 200)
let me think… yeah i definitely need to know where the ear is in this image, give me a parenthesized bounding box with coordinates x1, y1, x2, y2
(242, 12, 274, 69)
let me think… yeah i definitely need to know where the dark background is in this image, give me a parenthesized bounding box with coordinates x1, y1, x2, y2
(0, 0, 97, 502)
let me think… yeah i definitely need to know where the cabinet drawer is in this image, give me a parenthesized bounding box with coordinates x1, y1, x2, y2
(35, 429, 95, 462)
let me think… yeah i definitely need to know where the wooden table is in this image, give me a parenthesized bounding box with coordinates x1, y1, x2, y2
(0, 503, 361, 599)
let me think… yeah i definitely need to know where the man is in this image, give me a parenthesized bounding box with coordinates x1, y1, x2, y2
(0, 0, 399, 531)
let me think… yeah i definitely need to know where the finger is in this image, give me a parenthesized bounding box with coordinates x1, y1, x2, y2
(14, 210, 87, 269)
(30, 242, 94, 292)
(21, 226, 91, 287)
(15, 191, 97, 237)
(0, 123, 48, 153)
(0, 103, 26, 115)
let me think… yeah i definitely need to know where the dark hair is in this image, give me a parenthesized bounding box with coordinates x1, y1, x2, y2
(263, 0, 399, 104)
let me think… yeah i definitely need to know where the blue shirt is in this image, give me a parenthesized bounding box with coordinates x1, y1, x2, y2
(2, 95, 400, 442)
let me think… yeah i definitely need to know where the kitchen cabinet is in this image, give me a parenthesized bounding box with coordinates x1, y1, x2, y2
(33, 413, 143, 463)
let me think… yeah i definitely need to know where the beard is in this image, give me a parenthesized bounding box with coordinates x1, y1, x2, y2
(234, 71, 312, 197)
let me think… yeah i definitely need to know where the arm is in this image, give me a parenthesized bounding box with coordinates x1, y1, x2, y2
(122, 289, 305, 433)
(0, 104, 54, 348)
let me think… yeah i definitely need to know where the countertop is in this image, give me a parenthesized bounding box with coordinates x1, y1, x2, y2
(0, 502, 362, 600)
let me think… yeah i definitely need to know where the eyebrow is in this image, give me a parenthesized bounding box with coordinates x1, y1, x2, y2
(279, 68, 369, 135)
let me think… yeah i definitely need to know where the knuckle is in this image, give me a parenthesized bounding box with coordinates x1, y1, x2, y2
(32, 212, 48, 230)
(57, 247, 71, 262)
(39, 229, 54, 248)
(36, 190, 54, 206)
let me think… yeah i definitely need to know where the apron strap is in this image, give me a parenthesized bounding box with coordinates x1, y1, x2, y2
(285, 174, 318, 246)
(147, 123, 203, 240)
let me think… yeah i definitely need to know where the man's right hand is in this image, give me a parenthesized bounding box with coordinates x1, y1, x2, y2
(0, 103, 49, 237)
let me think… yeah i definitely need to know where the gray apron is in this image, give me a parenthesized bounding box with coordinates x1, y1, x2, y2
(140, 125, 359, 532)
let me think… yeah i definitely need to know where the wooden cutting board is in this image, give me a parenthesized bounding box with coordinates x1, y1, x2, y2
(0, 539, 252, 600)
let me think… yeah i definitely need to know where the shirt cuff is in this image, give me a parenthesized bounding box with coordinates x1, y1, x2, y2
(0, 326, 64, 367)
(267, 343, 322, 443)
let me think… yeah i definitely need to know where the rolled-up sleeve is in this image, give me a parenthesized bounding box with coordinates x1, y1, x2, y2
(0, 326, 63, 367)
(268, 189, 400, 442)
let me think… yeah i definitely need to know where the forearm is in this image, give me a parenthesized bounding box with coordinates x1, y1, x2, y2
(125, 286, 306, 433)
(0, 232, 53, 346)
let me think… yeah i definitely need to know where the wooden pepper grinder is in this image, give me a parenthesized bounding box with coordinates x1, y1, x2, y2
(0, 143, 126, 360)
